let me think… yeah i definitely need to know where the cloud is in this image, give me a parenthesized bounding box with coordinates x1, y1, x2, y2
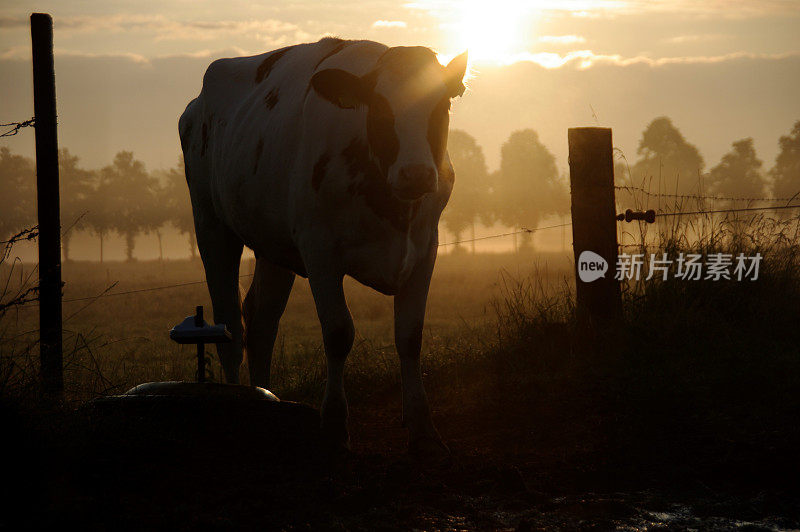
(372, 20, 407, 28)
(570, 10, 604, 18)
(0, 45, 31, 61)
(0, 14, 301, 42)
(538, 35, 586, 45)
(0, 46, 254, 64)
(155, 19, 299, 42)
(1, 47, 152, 63)
(0, 15, 27, 29)
(636, 0, 800, 17)
(502, 49, 800, 69)
(404, 0, 800, 18)
(663, 34, 728, 44)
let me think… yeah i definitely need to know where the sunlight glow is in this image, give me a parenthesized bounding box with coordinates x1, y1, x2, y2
(412, 0, 632, 66)
(445, 0, 537, 65)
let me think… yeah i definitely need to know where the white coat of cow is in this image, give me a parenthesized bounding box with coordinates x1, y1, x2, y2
(179, 37, 467, 457)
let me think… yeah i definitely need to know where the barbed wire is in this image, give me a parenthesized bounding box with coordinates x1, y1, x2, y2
(618, 243, 660, 249)
(5, 222, 572, 307)
(12, 274, 255, 307)
(615, 184, 800, 204)
(655, 203, 800, 218)
(62, 275, 255, 303)
(437, 221, 572, 247)
(1, 227, 39, 245)
(0, 117, 35, 138)
(0, 286, 39, 314)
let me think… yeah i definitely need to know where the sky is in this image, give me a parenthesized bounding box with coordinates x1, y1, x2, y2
(1, 0, 799, 173)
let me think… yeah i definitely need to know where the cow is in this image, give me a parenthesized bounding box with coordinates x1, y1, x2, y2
(179, 37, 467, 459)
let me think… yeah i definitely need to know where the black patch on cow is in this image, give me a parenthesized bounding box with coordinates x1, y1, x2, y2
(342, 138, 414, 232)
(314, 39, 352, 70)
(427, 97, 450, 168)
(366, 93, 399, 175)
(264, 88, 279, 109)
(253, 137, 264, 174)
(304, 40, 355, 99)
(255, 48, 289, 84)
(311, 152, 330, 191)
(200, 122, 208, 157)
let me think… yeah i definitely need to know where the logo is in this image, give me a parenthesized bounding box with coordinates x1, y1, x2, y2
(578, 250, 608, 283)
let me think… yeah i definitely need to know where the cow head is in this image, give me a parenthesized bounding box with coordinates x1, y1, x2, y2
(311, 47, 468, 201)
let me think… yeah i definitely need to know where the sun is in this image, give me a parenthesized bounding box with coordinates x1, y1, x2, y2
(446, 0, 537, 65)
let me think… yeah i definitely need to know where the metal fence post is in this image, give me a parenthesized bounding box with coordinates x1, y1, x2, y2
(568, 127, 621, 329)
(31, 13, 63, 399)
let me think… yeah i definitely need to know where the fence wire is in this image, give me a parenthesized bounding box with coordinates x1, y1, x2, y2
(6, 184, 799, 309)
(615, 184, 800, 205)
(0, 117, 35, 138)
(5, 222, 572, 307)
(655, 203, 800, 218)
(438, 221, 572, 247)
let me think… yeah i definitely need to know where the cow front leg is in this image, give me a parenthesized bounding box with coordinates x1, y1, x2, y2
(308, 270, 354, 452)
(394, 244, 448, 461)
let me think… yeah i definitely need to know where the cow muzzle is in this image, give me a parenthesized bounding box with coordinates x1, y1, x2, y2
(392, 164, 438, 201)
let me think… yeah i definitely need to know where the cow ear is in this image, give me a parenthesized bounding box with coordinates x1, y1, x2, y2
(445, 51, 468, 98)
(310, 68, 369, 109)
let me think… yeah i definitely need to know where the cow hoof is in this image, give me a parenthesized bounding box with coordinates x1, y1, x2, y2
(322, 429, 351, 462)
(326, 443, 353, 465)
(409, 437, 451, 468)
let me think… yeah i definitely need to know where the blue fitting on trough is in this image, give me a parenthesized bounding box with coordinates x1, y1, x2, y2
(169, 305, 232, 383)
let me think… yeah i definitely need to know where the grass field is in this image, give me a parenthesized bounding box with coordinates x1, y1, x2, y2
(1, 249, 573, 404)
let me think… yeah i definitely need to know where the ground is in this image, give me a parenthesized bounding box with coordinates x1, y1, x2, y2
(3, 383, 798, 530)
(1, 252, 799, 529)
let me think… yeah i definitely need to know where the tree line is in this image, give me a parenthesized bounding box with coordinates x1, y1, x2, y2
(443, 117, 800, 248)
(0, 149, 194, 262)
(1, 117, 799, 260)
(619, 117, 800, 200)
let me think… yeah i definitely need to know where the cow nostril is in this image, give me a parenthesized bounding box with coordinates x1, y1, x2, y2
(399, 164, 437, 188)
(393, 164, 438, 200)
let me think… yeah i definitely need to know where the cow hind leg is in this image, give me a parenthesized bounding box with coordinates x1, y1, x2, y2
(242, 258, 295, 389)
(196, 220, 245, 383)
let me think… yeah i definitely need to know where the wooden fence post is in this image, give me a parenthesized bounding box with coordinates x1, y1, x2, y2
(568, 127, 621, 329)
(31, 13, 63, 399)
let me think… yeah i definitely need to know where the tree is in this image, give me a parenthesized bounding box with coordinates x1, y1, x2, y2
(58, 149, 94, 261)
(632, 117, 705, 195)
(770, 120, 800, 200)
(162, 157, 197, 259)
(0, 148, 35, 243)
(144, 178, 169, 261)
(101, 151, 157, 261)
(441, 130, 490, 252)
(707, 138, 766, 197)
(493, 129, 567, 250)
(84, 170, 115, 263)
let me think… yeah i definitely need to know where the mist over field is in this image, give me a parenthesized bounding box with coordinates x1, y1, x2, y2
(2, 51, 799, 262)
(1, 51, 799, 173)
